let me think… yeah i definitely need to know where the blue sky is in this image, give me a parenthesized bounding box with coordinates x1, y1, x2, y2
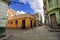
(9, 0, 34, 14)
(9, 0, 44, 23)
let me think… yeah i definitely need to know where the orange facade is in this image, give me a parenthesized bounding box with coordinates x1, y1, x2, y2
(7, 9, 36, 29)
(6, 17, 36, 29)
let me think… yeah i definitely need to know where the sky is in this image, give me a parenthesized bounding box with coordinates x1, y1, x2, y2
(9, 0, 44, 23)
(9, 1, 34, 14)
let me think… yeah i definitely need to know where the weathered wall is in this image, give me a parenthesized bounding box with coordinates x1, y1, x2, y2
(48, 9, 60, 24)
(7, 17, 36, 29)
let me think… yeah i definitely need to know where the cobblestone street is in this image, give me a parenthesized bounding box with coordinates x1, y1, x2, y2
(6, 25, 60, 40)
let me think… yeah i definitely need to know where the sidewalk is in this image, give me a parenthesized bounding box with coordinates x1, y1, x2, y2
(45, 25, 60, 32)
(0, 34, 13, 40)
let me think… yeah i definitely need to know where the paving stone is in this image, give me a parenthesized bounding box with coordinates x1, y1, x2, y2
(6, 25, 60, 40)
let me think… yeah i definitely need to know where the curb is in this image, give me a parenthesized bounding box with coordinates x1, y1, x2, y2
(0, 34, 13, 40)
(45, 25, 60, 32)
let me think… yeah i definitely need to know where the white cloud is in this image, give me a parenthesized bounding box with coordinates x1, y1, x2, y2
(19, 0, 45, 23)
(28, 0, 43, 10)
(19, 0, 27, 3)
(17, 10, 26, 14)
(19, 0, 44, 13)
(29, 0, 44, 23)
(19, 0, 43, 10)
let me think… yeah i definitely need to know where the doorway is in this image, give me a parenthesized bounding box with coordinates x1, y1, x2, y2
(34, 22, 36, 26)
(30, 20, 32, 28)
(50, 13, 57, 28)
(22, 20, 25, 29)
(15, 21, 18, 28)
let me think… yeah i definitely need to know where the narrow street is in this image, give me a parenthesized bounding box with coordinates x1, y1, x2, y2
(6, 25, 60, 40)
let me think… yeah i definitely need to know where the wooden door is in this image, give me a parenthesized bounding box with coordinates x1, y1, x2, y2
(50, 13, 57, 28)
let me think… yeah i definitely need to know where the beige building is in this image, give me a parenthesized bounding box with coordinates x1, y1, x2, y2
(32, 12, 42, 26)
(43, 0, 47, 24)
(43, 0, 47, 15)
(7, 8, 18, 20)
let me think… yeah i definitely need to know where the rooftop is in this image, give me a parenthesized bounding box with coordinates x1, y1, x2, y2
(8, 14, 35, 20)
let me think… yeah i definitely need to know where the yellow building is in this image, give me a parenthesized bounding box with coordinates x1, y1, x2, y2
(6, 14, 36, 29)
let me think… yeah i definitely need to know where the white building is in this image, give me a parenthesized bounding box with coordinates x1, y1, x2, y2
(0, 0, 8, 27)
(33, 12, 42, 26)
(0, 0, 9, 37)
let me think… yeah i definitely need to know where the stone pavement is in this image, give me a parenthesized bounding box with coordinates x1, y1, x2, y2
(6, 25, 60, 40)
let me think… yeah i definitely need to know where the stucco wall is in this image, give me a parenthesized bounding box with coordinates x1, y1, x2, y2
(49, 9, 60, 24)
(6, 17, 36, 29)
